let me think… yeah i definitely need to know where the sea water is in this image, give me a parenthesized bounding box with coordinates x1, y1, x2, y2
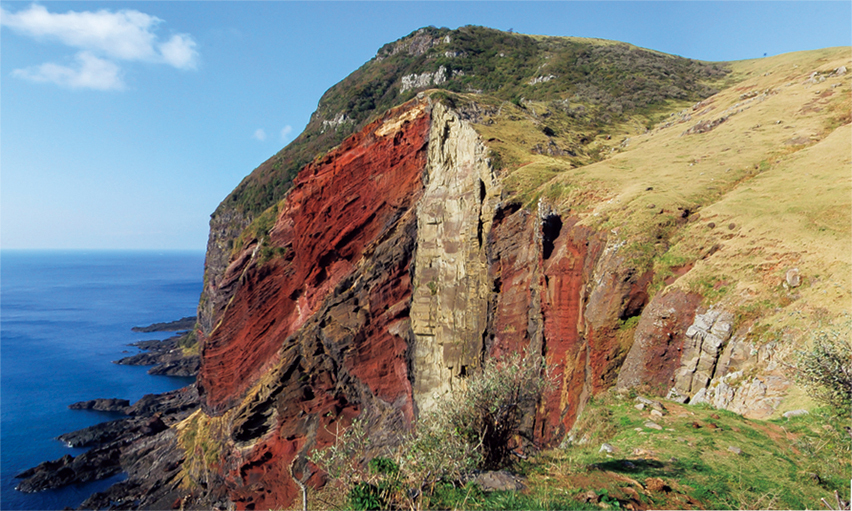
(1, 250, 204, 510)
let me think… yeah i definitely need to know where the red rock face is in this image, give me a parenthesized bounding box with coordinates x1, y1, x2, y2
(487, 209, 659, 445)
(487, 205, 537, 359)
(193, 101, 431, 510)
(198, 102, 430, 415)
(538, 218, 599, 443)
(616, 289, 703, 393)
(194, 100, 671, 510)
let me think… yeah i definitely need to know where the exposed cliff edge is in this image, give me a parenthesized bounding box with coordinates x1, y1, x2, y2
(19, 28, 847, 510)
(184, 38, 849, 509)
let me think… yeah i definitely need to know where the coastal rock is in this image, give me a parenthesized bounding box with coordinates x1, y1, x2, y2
(68, 398, 130, 413)
(15, 445, 122, 493)
(147, 355, 200, 377)
(125, 385, 200, 423)
(114, 335, 199, 377)
(58, 418, 140, 448)
(16, 407, 182, 495)
(131, 316, 196, 333)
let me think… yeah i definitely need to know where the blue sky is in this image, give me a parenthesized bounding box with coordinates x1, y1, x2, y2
(2, 1, 850, 250)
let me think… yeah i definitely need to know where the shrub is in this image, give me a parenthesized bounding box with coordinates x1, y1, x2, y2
(794, 325, 852, 414)
(310, 351, 552, 508)
(432, 352, 551, 469)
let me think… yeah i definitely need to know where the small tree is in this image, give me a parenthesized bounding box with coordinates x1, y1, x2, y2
(434, 352, 550, 469)
(310, 351, 552, 509)
(795, 326, 852, 414)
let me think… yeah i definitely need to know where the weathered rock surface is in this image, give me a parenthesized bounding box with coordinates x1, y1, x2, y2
(616, 289, 703, 392)
(58, 418, 139, 448)
(131, 316, 196, 333)
(409, 102, 499, 411)
(15, 416, 167, 493)
(114, 335, 200, 377)
(673, 309, 735, 396)
(125, 385, 200, 423)
(15, 386, 199, 498)
(68, 398, 130, 413)
(198, 100, 431, 416)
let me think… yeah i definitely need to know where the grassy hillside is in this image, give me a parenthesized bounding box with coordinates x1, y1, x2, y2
(466, 391, 849, 510)
(472, 47, 851, 384)
(300, 46, 852, 511)
(217, 26, 729, 219)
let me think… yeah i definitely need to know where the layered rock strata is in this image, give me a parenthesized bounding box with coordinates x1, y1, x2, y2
(180, 98, 662, 509)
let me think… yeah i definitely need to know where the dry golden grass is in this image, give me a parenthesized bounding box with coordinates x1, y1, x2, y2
(473, 46, 851, 412)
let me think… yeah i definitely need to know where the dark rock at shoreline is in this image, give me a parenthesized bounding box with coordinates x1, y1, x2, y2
(69, 398, 130, 413)
(58, 418, 138, 448)
(131, 316, 196, 333)
(15, 445, 122, 493)
(147, 356, 200, 377)
(125, 385, 200, 423)
(79, 427, 230, 511)
(114, 334, 200, 377)
(16, 386, 199, 496)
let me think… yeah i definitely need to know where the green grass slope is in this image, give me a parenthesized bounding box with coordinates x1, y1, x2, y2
(216, 25, 728, 221)
(474, 46, 851, 387)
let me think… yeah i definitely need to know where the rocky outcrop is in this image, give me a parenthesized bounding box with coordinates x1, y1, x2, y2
(69, 398, 130, 413)
(685, 335, 791, 419)
(15, 385, 199, 497)
(409, 102, 500, 411)
(114, 335, 200, 377)
(179, 97, 671, 509)
(197, 100, 431, 416)
(16, 415, 169, 493)
(187, 101, 434, 510)
(619, 303, 792, 420)
(131, 316, 196, 333)
(199, 209, 253, 336)
(671, 309, 735, 398)
(78, 428, 211, 511)
(616, 290, 704, 393)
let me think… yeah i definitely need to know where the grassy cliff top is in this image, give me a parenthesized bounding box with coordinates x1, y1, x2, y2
(473, 45, 851, 361)
(218, 25, 730, 219)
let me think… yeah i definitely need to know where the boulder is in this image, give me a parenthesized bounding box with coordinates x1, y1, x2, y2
(472, 470, 526, 492)
(785, 268, 801, 288)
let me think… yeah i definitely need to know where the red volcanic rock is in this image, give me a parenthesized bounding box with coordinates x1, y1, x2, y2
(487, 204, 537, 359)
(193, 101, 430, 510)
(198, 102, 430, 415)
(616, 288, 703, 393)
(192, 98, 668, 509)
(488, 208, 657, 445)
(538, 217, 601, 443)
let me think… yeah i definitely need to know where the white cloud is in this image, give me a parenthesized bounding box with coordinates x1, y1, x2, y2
(159, 34, 198, 70)
(1, 4, 199, 90)
(13, 51, 125, 90)
(253, 129, 267, 141)
(280, 125, 293, 141)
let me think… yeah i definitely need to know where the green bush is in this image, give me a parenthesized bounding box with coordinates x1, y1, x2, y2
(433, 353, 551, 469)
(348, 482, 385, 511)
(794, 324, 852, 414)
(310, 351, 552, 509)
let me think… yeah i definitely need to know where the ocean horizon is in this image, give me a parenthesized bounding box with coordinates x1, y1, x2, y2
(1, 250, 204, 510)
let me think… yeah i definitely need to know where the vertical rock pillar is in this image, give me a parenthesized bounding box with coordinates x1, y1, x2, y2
(409, 102, 500, 412)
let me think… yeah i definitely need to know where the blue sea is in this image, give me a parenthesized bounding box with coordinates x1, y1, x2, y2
(1, 250, 205, 510)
